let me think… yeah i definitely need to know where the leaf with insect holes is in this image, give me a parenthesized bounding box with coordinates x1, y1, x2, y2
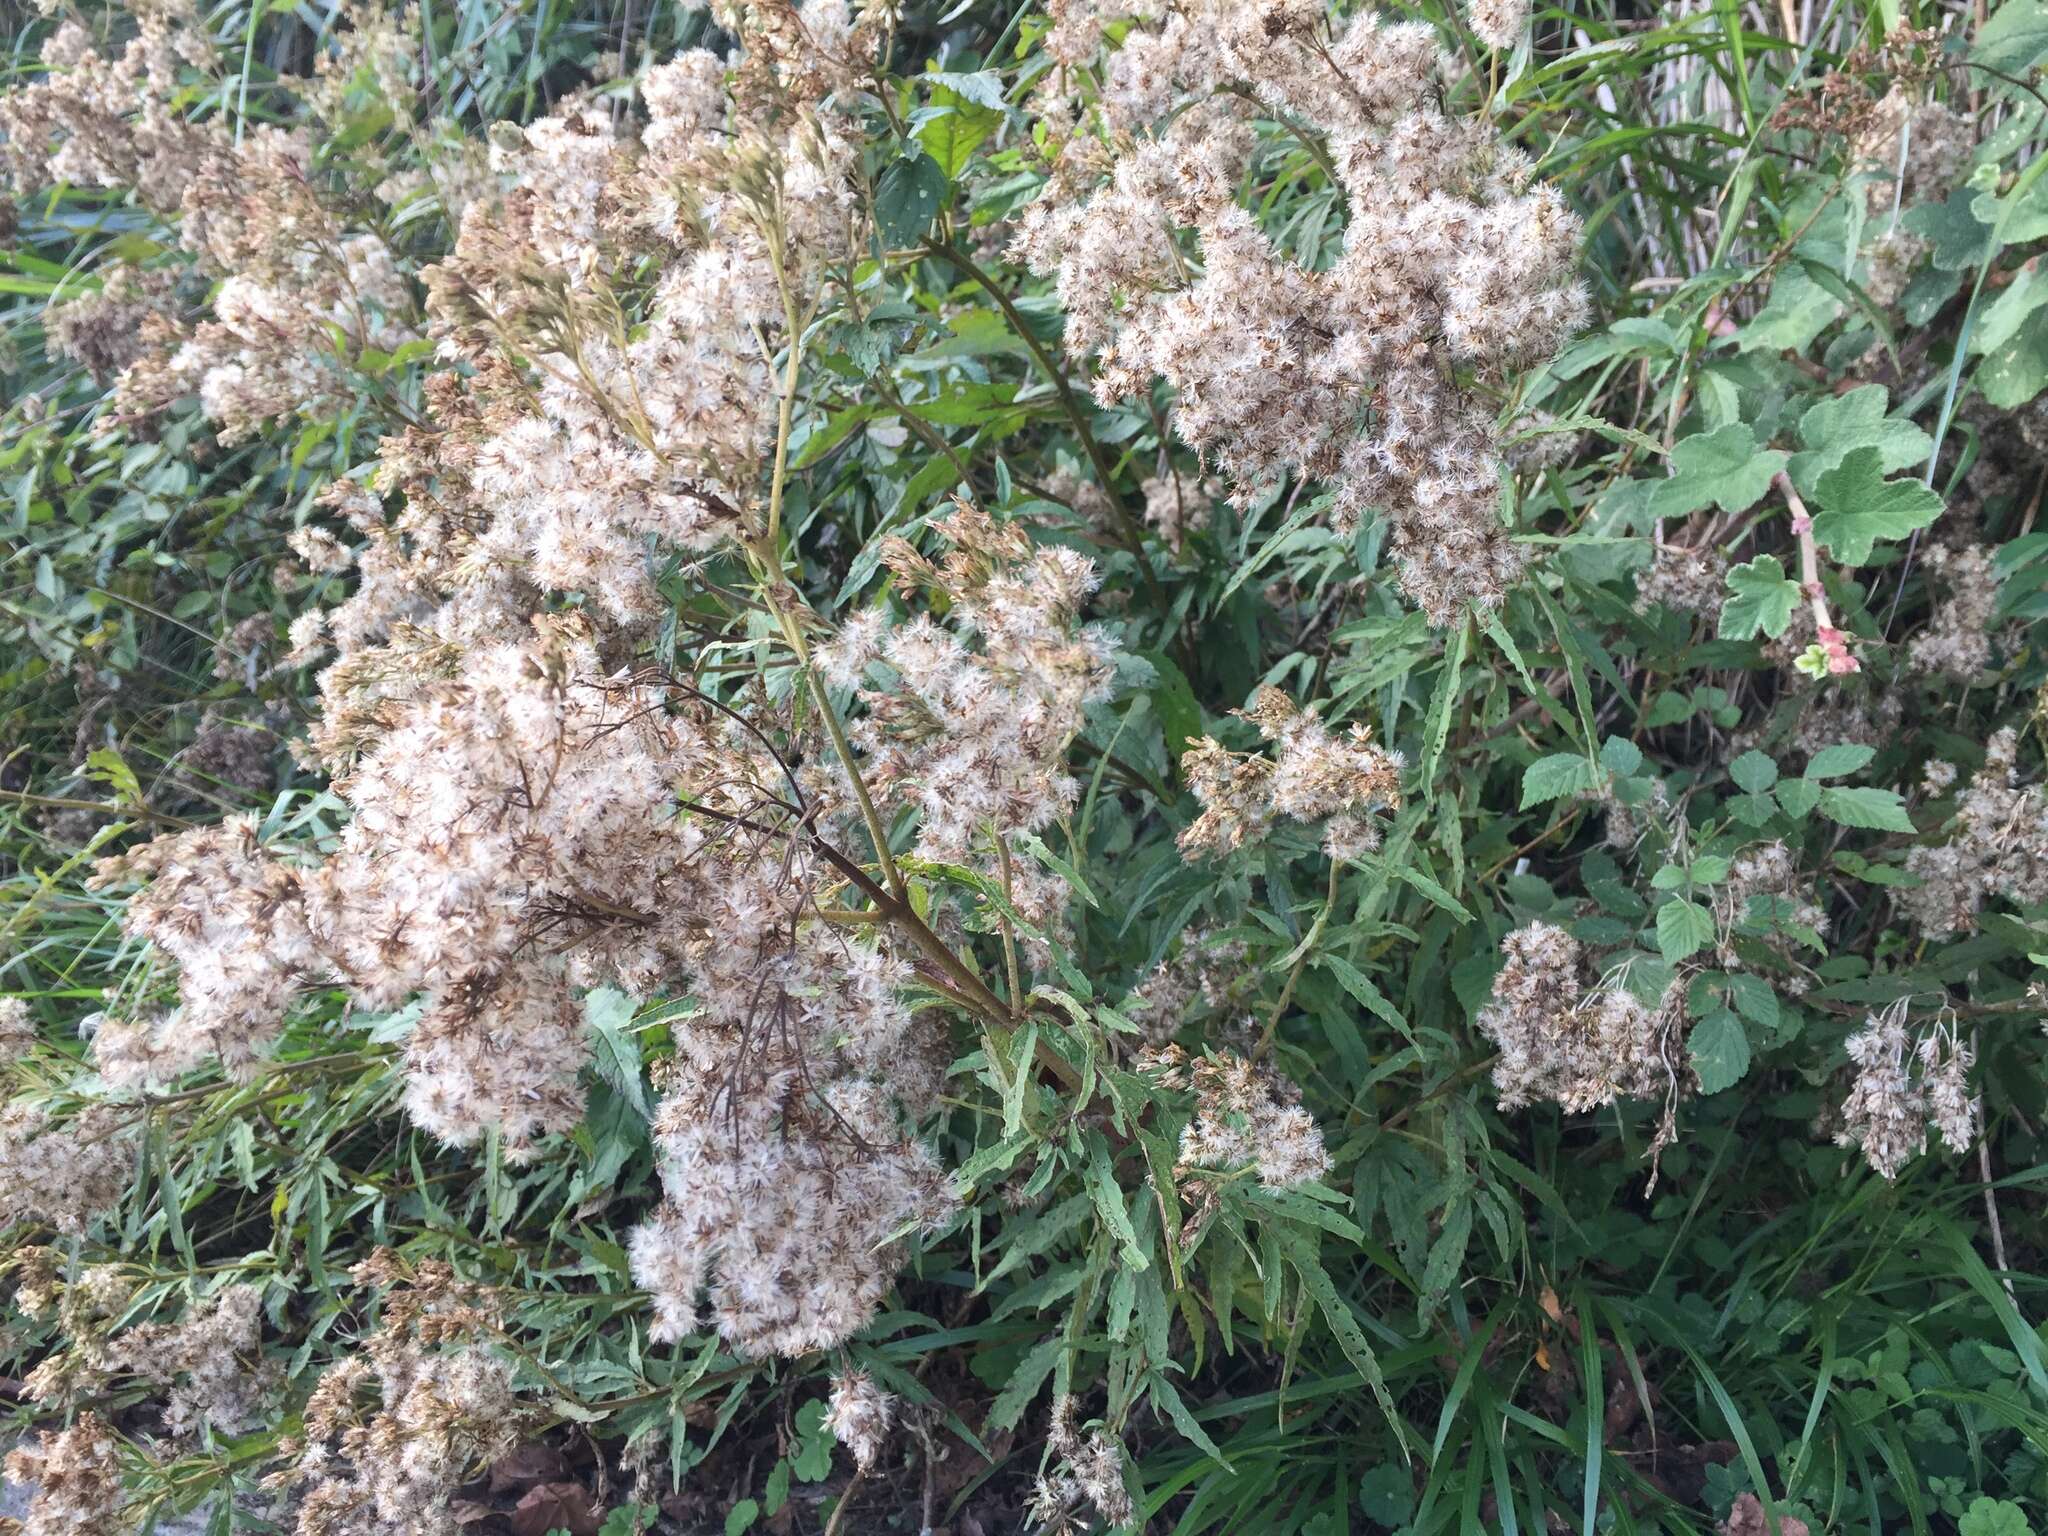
(1652, 424, 1787, 520)
(1718, 555, 1801, 640)
(873, 153, 949, 249)
(1809, 447, 1944, 564)
(1787, 385, 1932, 493)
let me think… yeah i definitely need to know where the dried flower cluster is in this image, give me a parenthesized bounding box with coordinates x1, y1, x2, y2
(1905, 543, 2001, 679)
(824, 1370, 895, 1471)
(1179, 687, 1401, 859)
(1835, 1002, 1978, 1178)
(828, 502, 1118, 945)
(20, 1271, 274, 1437)
(3, 1411, 126, 1536)
(1029, 1395, 1135, 1534)
(268, 1253, 525, 1536)
(1014, 0, 1585, 621)
(1900, 729, 2048, 936)
(1476, 922, 1684, 1113)
(1165, 1049, 1333, 1187)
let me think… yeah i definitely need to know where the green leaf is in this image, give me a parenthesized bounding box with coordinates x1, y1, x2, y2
(1977, 260, 2048, 357)
(1787, 384, 1933, 493)
(1718, 555, 1801, 640)
(1972, 0, 2048, 74)
(1272, 1226, 1402, 1448)
(1818, 785, 1915, 833)
(1958, 1498, 2035, 1536)
(1655, 898, 1714, 963)
(914, 82, 1001, 178)
(1730, 750, 1779, 794)
(1724, 972, 1780, 1031)
(1978, 305, 2048, 410)
(1652, 424, 1787, 519)
(1773, 778, 1822, 819)
(1903, 191, 1999, 271)
(725, 1500, 760, 1536)
(1520, 753, 1602, 809)
(583, 988, 649, 1119)
(1689, 1008, 1751, 1094)
(1976, 178, 2048, 246)
(1809, 447, 1944, 565)
(1732, 265, 1840, 355)
(873, 153, 950, 250)
(1598, 736, 1643, 776)
(1085, 1140, 1148, 1270)
(1804, 743, 1875, 779)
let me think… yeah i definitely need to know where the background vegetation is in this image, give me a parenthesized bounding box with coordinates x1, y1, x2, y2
(3, 0, 2048, 1533)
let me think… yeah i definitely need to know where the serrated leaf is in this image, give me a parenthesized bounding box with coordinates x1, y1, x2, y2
(1819, 785, 1916, 832)
(1656, 898, 1714, 963)
(1774, 778, 1823, 818)
(1724, 972, 1780, 1030)
(1804, 743, 1876, 779)
(1271, 1226, 1402, 1448)
(1599, 736, 1643, 776)
(1085, 1140, 1148, 1270)
(873, 153, 950, 249)
(1787, 384, 1933, 492)
(1689, 1008, 1751, 1094)
(1521, 752, 1602, 809)
(1652, 424, 1787, 519)
(1809, 447, 1944, 564)
(1719, 555, 1801, 640)
(584, 987, 649, 1119)
(1729, 750, 1779, 794)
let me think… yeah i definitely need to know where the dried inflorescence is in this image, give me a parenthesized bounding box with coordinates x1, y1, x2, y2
(21, 1274, 276, 1438)
(0, 1104, 136, 1235)
(1014, 0, 1585, 622)
(824, 1370, 895, 1470)
(1124, 926, 1253, 1042)
(268, 1253, 526, 1536)
(1835, 1002, 1977, 1179)
(1905, 543, 2001, 679)
(87, 817, 318, 1089)
(3, 1411, 128, 1536)
(79, 4, 957, 1364)
(1476, 922, 1685, 1113)
(1899, 728, 2048, 937)
(1159, 1048, 1333, 1188)
(1179, 687, 1402, 860)
(1029, 1395, 1135, 1534)
(1637, 540, 1729, 619)
(1715, 840, 1828, 986)
(828, 502, 1118, 946)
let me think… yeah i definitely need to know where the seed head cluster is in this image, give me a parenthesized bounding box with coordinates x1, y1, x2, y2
(1014, 0, 1586, 622)
(1476, 922, 1684, 1113)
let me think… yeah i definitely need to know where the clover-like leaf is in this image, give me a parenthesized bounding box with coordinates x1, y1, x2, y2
(1651, 424, 1787, 521)
(1718, 554, 1801, 640)
(1807, 447, 1944, 564)
(1787, 384, 1933, 492)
